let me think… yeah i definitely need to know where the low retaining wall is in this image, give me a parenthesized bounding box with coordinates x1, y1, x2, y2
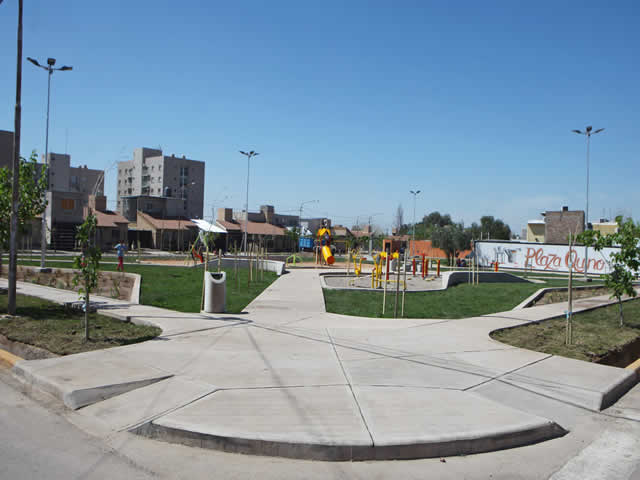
(4, 265, 140, 303)
(515, 284, 610, 310)
(207, 257, 286, 276)
(443, 271, 530, 288)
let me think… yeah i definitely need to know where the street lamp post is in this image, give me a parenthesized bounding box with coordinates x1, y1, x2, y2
(239, 150, 259, 255)
(572, 126, 604, 281)
(298, 200, 318, 251)
(27, 56, 72, 269)
(367, 213, 382, 253)
(409, 190, 421, 257)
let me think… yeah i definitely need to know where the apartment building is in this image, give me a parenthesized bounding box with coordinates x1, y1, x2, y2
(46, 153, 103, 195)
(117, 148, 204, 219)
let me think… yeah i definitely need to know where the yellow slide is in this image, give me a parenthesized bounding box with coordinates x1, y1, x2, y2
(322, 245, 335, 265)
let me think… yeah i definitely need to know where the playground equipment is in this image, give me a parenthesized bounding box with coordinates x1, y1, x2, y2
(352, 251, 364, 276)
(317, 220, 335, 265)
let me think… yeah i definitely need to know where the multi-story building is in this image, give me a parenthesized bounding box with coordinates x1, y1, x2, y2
(46, 153, 103, 195)
(116, 148, 205, 220)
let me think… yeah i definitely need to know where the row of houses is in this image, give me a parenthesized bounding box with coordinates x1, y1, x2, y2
(1, 130, 342, 252)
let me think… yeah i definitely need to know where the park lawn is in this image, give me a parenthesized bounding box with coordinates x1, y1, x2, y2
(323, 278, 574, 319)
(15, 260, 277, 313)
(491, 299, 640, 362)
(0, 294, 161, 355)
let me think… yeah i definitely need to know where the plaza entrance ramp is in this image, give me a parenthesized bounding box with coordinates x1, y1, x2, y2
(3, 271, 636, 461)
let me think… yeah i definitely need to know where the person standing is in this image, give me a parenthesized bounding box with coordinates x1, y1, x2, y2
(115, 242, 127, 272)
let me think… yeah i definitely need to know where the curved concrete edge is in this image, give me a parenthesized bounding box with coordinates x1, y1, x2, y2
(601, 369, 639, 410)
(11, 361, 172, 410)
(129, 273, 141, 304)
(207, 258, 286, 276)
(0, 347, 22, 367)
(131, 417, 567, 462)
(514, 284, 609, 310)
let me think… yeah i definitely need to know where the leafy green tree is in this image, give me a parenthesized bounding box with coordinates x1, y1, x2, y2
(0, 151, 48, 279)
(578, 216, 640, 326)
(72, 212, 102, 341)
(432, 223, 472, 264)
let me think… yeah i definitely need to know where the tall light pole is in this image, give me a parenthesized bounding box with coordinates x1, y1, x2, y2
(367, 213, 382, 253)
(298, 200, 318, 251)
(572, 126, 604, 281)
(239, 150, 258, 255)
(409, 190, 421, 257)
(27, 56, 72, 269)
(7, 0, 24, 315)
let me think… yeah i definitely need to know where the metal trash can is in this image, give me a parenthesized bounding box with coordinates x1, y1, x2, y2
(204, 271, 226, 313)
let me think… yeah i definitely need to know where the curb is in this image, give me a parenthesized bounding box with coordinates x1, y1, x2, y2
(0, 347, 23, 367)
(626, 358, 640, 378)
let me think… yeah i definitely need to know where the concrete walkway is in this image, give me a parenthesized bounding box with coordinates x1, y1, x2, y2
(1, 271, 637, 461)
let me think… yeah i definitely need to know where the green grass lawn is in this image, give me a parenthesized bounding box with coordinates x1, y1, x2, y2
(14, 260, 278, 313)
(0, 294, 161, 355)
(491, 299, 640, 362)
(323, 278, 582, 319)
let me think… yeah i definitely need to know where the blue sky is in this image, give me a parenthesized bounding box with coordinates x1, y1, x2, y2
(1, 1, 638, 234)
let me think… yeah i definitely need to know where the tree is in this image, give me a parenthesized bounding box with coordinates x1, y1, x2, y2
(432, 223, 472, 265)
(72, 212, 102, 341)
(578, 216, 640, 326)
(0, 151, 47, 283)
(394, 204, 404, 234)
(478, 216, 511, 240)
(423, 211, 453, 228)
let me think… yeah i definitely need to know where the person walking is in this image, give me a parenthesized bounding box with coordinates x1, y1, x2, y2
(115, 242, 127, 272)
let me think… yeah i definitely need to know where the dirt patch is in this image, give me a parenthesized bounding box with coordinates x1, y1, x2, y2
(531, 286, 609, 306)
(0, 332, 58, 360)
(3, 266, 136, 301)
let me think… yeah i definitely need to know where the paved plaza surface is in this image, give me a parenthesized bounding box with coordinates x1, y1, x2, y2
(1, 270, 639, 477)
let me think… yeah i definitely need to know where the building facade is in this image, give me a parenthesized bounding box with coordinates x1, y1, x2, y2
(117, 148, 205, 220)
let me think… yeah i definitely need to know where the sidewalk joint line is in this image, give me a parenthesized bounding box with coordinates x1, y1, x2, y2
(327, 328, 375, 447)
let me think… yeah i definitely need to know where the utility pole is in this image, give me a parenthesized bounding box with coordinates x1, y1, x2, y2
(8, 0, 24, 315)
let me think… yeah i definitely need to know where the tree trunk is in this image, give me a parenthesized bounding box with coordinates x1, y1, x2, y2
(84, 278, 90, 342)
(618, 296, 624, 327)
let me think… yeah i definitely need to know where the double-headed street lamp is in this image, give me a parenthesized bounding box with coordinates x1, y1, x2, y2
(409, 190, 421, 257)
(239, 150, 259, 255)
(27, 56, 72, 269)
(572, 126, 604, 281)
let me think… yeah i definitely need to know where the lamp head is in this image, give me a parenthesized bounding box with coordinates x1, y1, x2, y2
(586, 125, 593, 133)
(572, 130, 583, 134)
(59, 66, 72, 71)
(47, 58, 56, 66)
(27, 57, 40, 67)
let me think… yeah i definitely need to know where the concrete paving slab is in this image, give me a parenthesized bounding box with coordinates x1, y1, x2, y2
(136, 386, 373, 460)
(501, 355, 638, 411)
(339, 354, 487, 390)
(352, 386, 566, 459)
(114, 325, 346, 388)
(13, 350, 172, 409)
(79, 376, 217, 431)
(604, 382, 640, 421)
(424, 348, 551, 378)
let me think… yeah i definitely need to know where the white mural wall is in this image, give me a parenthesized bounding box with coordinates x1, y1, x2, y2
(474, 241, 619, 275)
